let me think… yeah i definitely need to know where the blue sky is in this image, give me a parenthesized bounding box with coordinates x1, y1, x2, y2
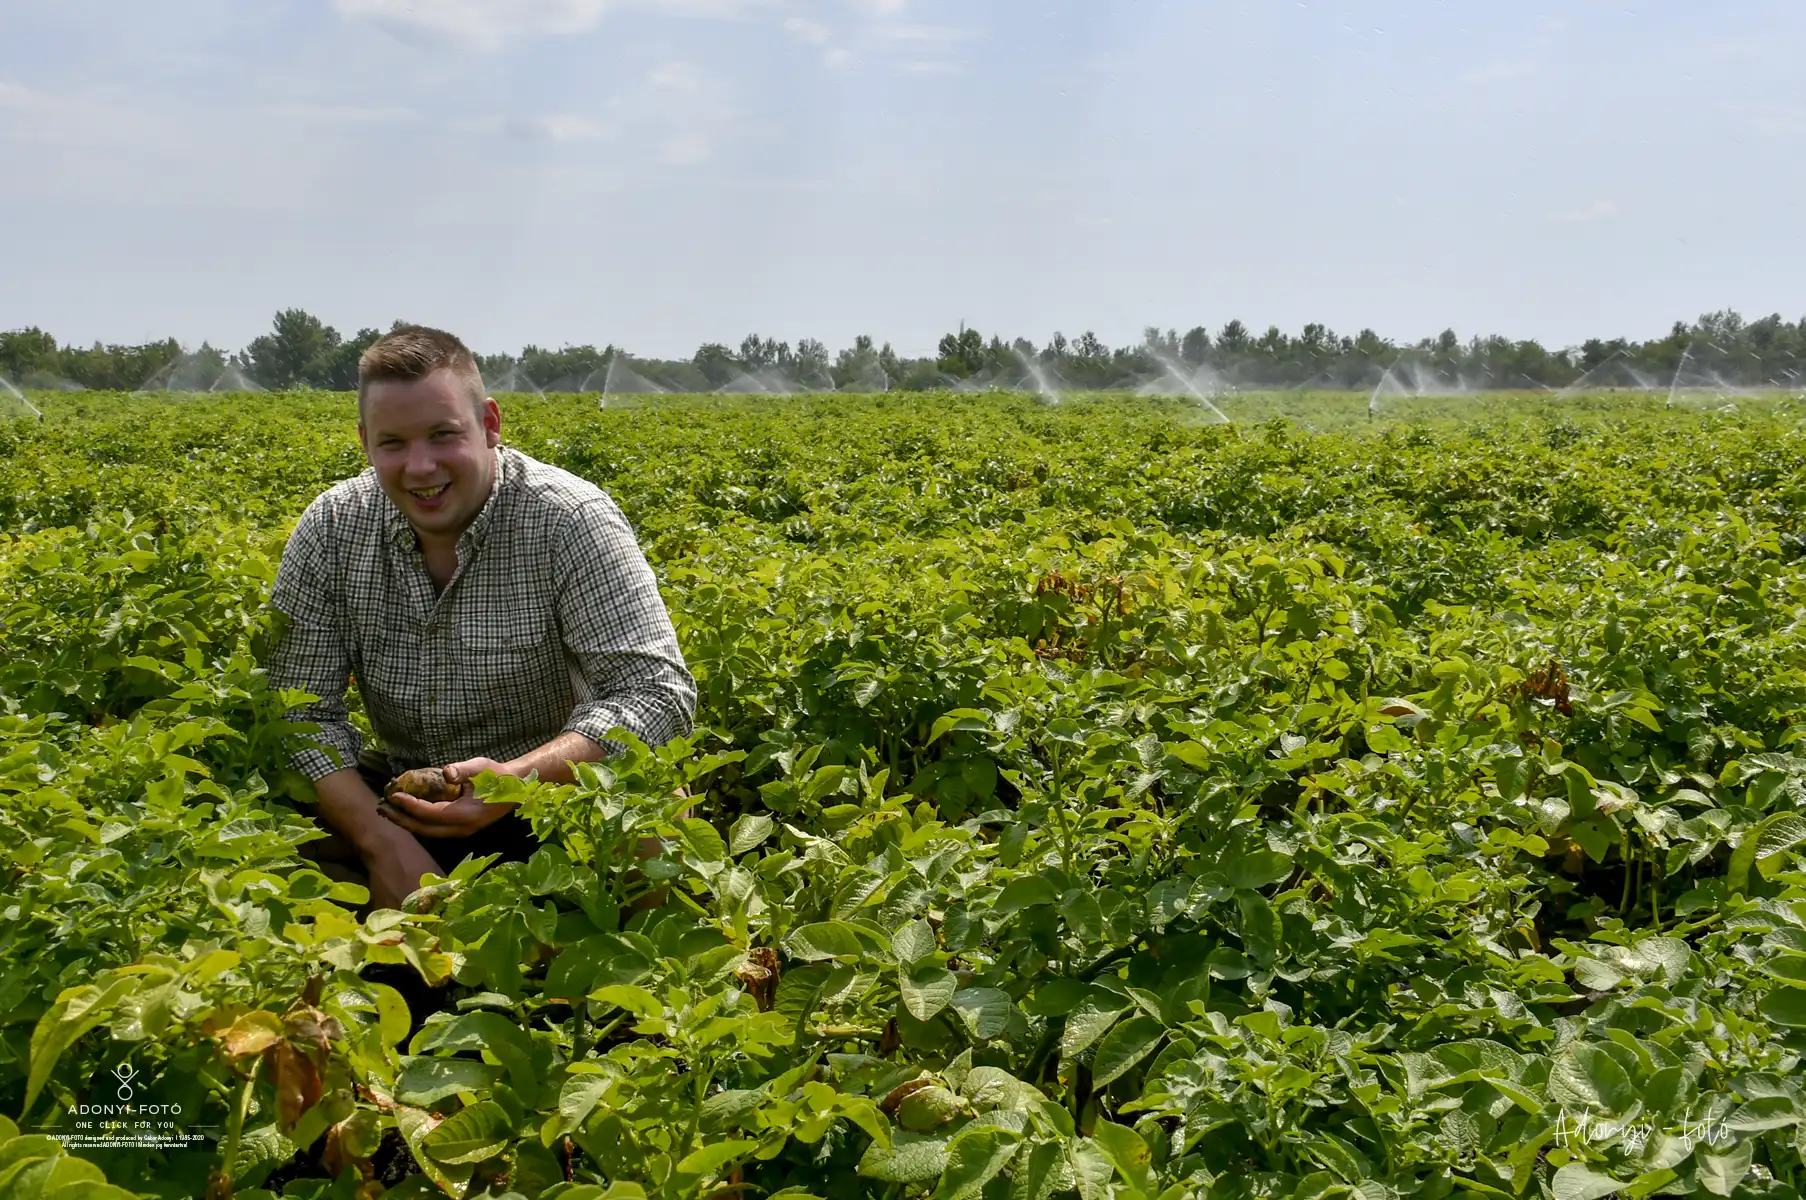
(1, 1, 1802, 358)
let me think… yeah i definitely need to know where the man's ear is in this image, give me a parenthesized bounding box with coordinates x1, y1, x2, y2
(482, 396, 502, 447)
(357, 421, 370, 459)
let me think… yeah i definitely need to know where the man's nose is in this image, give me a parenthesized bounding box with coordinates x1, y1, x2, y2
(405, 442, 438, 477)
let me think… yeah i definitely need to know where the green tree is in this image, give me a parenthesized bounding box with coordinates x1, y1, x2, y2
(794, 339, 831, 388)
(312, 328, 383, 391)
(936, 328, 985, 376)
(0, 327, 61, 382)
(692, 344, 742, 387)
(245, 309, 341, 389)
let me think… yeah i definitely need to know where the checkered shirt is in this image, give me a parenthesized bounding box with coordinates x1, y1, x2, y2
(266, 445, 697, 781)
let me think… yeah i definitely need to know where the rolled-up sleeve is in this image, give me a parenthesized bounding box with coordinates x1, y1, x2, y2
(555, 496, 697, 753)
(266, 499, 364, 781)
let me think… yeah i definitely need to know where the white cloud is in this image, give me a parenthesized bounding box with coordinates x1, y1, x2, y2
(1463, 60, 1538, 85)
(331, 0, 610, 49)
(1723, 101, 1806, 137)
(822, 46, 853, 70)
(900, 60, 959, 75)
(661, 132, 711, 164)
(1706, 38, 1765, 60)
(649, 60, 702, 90)
(0, 81, 39, 109)
(872, 23, 970, 44)
(1552, 199, 1617, 224)
(636, 0, 761, 15)
(271, 102, 422, 124)
(784, 16, 831, 46)
(847, 0, 905, 13)
(504, 112, 614, 141)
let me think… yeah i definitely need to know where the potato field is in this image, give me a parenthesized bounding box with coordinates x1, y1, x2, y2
(3, 390, 1805, 1200)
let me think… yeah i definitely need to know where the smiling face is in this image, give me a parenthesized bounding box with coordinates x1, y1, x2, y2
(358, 368, 502, 544)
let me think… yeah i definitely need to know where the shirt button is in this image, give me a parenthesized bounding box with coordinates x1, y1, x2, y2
(428, 693, 438, 705)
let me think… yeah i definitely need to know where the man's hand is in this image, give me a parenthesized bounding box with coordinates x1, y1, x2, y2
(379, 756, 519, 840)
(361, 826, 447, 911)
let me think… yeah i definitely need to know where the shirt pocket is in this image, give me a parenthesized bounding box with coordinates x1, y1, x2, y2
(455, 613, 562, 730)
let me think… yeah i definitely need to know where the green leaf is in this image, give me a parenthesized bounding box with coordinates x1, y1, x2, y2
(421, 1099, 512, 1164)
(897, 1086, 963, 1131)
(893, 919, 938, 965)
(1090, 1016, 1164, 1086)
(1227, 849, 1292, 891)
(675, 1139, 754, 1179)
(1236, 890, 1282, 966)
(994, 877, 1060, 915)
(1551, 1164, 1625, 1200)
(728, 814, 774, 855)
(949, 987, 1013, 1040)
(409, 1011, 538, 1094)
(900, 965, 958, 1021)
(1759, 986, 1806, 1028)
(395, 1057, 503, 1106)
(523, 844, 576, 894)
(1495, 752, 1531, 802)
(1014, 1140, 1063, 1200)
(554, 1074, 613, 1137)
(369, 981, 411, 1048)
(588, 984, 663, 1019)
(1696, 1139, 1753, 1197)
(1756, 814, 1806, 878)
(1026, 978, 1090, 1017)
(857, 1132, 949, 1183)
(1643, 1065, 1695, 1117)
(931, 709, 992, 742)
(1088, 1120, 1154, 1195)
(1547, 1044, 1636, 1114)
(933, 1128, 1020, 1199)
(676, 817, 727, 866)
(1062, 996, 1128, 1060)
(786, 921, 867, 961)
(1724, 1096, 1801, 1133)
(24, 977, 139, 1117)
(1729, 811, 1806, 894)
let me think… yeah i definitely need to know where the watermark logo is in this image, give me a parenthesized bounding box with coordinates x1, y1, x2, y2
(1553, 1109, 1731, 1156)
(38, 1058, 218, 1150)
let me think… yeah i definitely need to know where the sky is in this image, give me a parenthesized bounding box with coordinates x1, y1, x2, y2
(1, 0, 1803, 359)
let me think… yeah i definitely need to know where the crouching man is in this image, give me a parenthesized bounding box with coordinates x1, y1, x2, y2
(265, 326, 697, 910)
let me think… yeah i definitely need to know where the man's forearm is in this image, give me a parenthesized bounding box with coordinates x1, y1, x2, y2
(310, 767, 394, 852)
(505, 730, 608, 786)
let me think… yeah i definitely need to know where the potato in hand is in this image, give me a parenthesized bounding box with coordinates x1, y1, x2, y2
(387, 766, 461, 803)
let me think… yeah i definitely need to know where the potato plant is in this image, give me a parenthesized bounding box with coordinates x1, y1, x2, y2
(1, 390, 1804, 1200)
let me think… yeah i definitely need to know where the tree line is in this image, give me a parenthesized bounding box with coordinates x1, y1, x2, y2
(4, 307, 1805, 394)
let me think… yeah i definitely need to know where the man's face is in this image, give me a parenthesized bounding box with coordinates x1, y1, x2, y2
(359, 368, 502, 541)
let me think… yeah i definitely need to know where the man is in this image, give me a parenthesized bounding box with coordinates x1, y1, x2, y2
(266, 326, 696, 911)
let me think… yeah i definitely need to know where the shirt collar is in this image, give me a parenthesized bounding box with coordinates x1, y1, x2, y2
(383, 446, 509, 552)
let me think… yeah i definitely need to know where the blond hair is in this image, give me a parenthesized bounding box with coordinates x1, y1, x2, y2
(357, 326, 486, 418)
